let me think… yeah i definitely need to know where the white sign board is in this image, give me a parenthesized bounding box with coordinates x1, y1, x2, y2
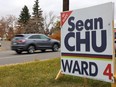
(61, 2, 114, 83)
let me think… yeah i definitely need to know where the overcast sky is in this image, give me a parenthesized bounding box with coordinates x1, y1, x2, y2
(0, 0, 116, 27)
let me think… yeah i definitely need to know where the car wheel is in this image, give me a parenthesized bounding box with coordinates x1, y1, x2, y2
(41, 49, 46, 52)
(15, 50, 22, 54)
(27, 45, 35, 54)
(52, 44, 59, 52)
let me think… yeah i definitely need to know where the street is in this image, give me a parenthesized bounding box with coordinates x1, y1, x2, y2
(0, 50, 60, 65)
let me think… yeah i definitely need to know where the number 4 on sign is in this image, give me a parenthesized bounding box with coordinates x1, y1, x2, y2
(103, 64, 113, 80)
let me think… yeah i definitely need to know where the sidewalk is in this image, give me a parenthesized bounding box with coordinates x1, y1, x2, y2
(0, 47, 7, 51)
(0, 41, 11, 51)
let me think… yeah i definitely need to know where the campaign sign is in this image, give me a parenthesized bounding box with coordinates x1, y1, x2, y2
(61, 2, 115, 83)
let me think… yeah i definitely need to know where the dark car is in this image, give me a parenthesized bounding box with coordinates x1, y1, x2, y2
(0, 42, 1, 47)
(11, 34, 60, 54)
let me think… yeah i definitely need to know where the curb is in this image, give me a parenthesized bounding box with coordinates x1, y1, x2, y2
(0, 58, 57, 67)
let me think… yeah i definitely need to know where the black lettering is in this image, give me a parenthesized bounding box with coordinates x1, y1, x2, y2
(94, 17, 103, 29)
(81, 61, 88, 75)
(76, 20, 84, 31)
(68, 16, 75, 31)
(89, 62, 98, 76)
(76, 32, 90, 51)
(92, 30, 107, 52)
(85, 19, 93, 30)
(64, 32, 75, 51)
(72, 61, 81, 74)
(61, 59, 73, 73)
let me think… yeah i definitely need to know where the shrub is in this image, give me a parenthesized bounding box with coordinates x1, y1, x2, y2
(49, 30, 61, 41)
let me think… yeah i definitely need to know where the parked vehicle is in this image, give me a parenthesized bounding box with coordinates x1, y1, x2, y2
(0, 42, 1, 47)
(114, 29, 116, 50)
(11, 34, 60, 54)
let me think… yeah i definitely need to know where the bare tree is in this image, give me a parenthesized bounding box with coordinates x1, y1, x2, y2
(0, 15, 17, 40)
(43, 11, 57, 35)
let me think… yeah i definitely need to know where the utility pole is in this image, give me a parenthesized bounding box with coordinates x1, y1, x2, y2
(55, 0, 69, 80)
(63, 0, 69, 11)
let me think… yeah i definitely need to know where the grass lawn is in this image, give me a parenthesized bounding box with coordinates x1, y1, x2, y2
(0, 58, 111, 87)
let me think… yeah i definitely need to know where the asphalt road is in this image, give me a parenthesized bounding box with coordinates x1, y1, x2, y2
(0, 50, 60, 65)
